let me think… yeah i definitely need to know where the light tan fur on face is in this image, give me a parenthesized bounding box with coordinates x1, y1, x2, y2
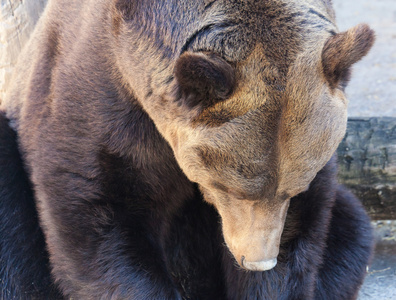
(119, 2, 374, 271)
(277, 43, 348, 196)
(211, 193, 290, 268)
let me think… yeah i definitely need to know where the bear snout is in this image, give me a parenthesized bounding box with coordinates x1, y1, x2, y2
(241, 256, 278, 271)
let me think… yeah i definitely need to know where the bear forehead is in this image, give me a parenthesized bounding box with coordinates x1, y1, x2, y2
(186, 0, 335, 61)
(186, 1, 337, 126)
(187, 0, 301, 61)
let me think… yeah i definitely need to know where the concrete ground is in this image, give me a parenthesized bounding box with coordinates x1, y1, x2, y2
(333, 0, 396, 299)
(358, 222, 396, 300)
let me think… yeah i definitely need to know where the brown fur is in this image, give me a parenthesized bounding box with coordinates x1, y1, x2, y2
(1, 0, 374, 297)
(175, 52, 236, 108)
(322, 24, 375, 89)
(165, 4, 374, 267)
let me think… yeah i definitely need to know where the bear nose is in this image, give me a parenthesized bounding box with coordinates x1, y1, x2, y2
(241, 256, 277, 271)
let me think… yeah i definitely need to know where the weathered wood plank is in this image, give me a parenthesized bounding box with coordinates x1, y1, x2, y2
(0, 0, 48, 102)
(337, 117, 396, 220)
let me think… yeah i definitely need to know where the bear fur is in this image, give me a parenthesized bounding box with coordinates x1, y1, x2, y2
(0, 112, 62, 299)
(1, 0, 374, 299)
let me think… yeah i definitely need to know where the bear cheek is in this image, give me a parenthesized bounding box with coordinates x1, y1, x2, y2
(215, 198, 290, 272)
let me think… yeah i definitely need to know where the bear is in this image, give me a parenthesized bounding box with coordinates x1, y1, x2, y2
(0, 0, 375, 299)
(0, 112, 63, 299)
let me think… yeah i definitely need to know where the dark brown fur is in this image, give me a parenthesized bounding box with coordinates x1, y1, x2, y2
(1, 0, 374, 299)
(322, 24, 375, 89)
(175, 52, 236, 108)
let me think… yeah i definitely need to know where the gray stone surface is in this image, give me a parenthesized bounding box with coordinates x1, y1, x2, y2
(358, 221, 396, 300)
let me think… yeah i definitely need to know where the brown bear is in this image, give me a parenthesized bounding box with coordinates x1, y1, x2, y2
(1, 0, 375, 299)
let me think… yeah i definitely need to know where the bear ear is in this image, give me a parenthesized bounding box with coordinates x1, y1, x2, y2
(174, 52, 236, 108)
(321, 24, 375, 89)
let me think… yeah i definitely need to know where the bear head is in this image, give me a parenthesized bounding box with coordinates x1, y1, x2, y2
(112, 0, 374, 271)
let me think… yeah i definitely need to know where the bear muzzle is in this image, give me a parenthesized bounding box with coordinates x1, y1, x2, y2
(217, 199, 290, 272)
(242, 257, 278, 271)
